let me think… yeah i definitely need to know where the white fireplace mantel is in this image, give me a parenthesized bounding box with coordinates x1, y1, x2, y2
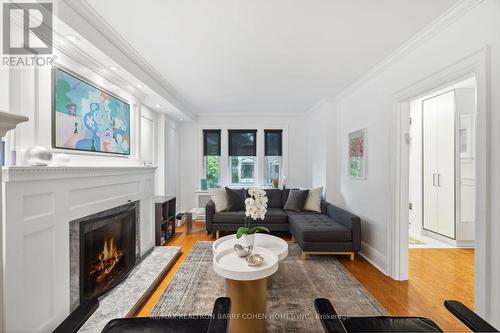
(2, 165, 156, 332)
(0, 111, 29, 137)
(0, 111, 29, 333)
(2, 165, 157, 182)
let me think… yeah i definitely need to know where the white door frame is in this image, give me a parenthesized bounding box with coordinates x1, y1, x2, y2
(387, 46, 491, 318)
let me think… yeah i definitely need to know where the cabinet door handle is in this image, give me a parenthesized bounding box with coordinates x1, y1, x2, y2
(433, 174, 436, 186)
(437, 174, 441, 187)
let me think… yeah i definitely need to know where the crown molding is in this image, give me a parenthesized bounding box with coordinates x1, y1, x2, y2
(5, 3, 147, 101)
(196, 111, 307, 119)
(334, 0, 485, 102)
(52, 33, 149, 101)
(304, 97, 335, 114)
(57, 0, 197, 121)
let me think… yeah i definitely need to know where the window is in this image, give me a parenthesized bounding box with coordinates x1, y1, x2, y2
(228, 130, 257, 184)
(203, 130, 221, 187)
(265, 130, 283, 185)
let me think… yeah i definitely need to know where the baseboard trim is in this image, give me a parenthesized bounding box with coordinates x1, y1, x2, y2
(456, 240, 475, 248)
(359, 242, 388, 276)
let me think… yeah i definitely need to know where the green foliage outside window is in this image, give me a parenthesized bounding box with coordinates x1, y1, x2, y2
(231, 157, 240, 183)
(206, 156, 220, 187)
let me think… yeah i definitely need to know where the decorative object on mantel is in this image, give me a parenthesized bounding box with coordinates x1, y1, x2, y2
(246, 253, 264, 266)
(1, 141, 4, 166)
(9, 150, 17, 166)
(143, 160, 152, 167)
(25, 145, 53, 166)
(272, 178, 279, 188)
(235, 188, 270, 251)
(349, 128, 367, 179)
(52, 153, 70, 166)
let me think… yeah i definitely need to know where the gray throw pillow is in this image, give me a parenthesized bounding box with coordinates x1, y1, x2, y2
(283, 189, 309, 211)
(225, 187, 246, 211)
(264, 189, 282, 208)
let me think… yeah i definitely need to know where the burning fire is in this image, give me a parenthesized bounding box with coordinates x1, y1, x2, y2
(90, 237, 124, 285)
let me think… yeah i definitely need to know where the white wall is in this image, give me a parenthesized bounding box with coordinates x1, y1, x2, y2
(164, 117, 180, 203)
(0, 68, 8, 112)
(408, 100, 423, 235)
(140, 106, 157, 165)
(306, 99, 339, 202)
(456, 87, 476, 244)
(178, 113, 310, 211)
(330, 0, 499, 324)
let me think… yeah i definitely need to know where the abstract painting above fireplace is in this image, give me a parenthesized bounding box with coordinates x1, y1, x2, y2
(70, 201, 140, 310)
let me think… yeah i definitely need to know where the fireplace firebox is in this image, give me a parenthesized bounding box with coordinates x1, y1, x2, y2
(79, 203, 136, 302)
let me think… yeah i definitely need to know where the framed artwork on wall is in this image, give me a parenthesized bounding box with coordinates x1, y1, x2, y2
(349, 128, 367, 179)
(52, 67, 131, 155)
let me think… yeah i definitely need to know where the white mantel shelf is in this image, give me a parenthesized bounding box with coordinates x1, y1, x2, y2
(2, 166, 157, 182)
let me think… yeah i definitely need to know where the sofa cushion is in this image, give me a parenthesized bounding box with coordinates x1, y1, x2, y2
(264, 189, 282, 208)
(283, 189, 309, 211)
(213, 208, 287, 225)
(289, 214, 352, 242)
(304, 187, 322, 213)
(225, 187, 246, 211)
(281, 189, 290, 206)
(263, 208, 288, 224)
(213, 211, 245, 224)
(209, 188, 228, 212)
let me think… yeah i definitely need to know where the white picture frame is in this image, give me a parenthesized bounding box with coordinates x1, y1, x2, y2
(349, 128, 367, 179)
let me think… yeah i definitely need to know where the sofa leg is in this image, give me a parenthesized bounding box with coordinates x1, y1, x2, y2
(216, 230, 220, 239)
(300, 251, 307, 260)
(350, 252, 355, 261)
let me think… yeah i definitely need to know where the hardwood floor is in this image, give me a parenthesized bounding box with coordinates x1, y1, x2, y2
(339, 248, 474, 332)
(137, 224, 474, 332)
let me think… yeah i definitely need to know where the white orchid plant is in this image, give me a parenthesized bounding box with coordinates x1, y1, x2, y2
(236, 188, 271, 239)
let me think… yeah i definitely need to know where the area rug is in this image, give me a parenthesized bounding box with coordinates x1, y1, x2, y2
(151, 241, 388, 332)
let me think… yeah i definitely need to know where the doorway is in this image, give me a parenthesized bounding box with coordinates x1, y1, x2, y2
(408, 77, 476, 249)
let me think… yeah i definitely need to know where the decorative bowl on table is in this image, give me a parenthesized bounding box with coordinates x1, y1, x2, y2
(246, 253, 264, 266)
(234, 244, 253, 257)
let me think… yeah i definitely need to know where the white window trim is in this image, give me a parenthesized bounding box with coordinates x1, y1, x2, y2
(197, 124, 288, 189)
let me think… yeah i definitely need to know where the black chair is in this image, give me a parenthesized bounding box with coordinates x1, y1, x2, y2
(101, 297, 231, 333)
(314, 298, 498, 333)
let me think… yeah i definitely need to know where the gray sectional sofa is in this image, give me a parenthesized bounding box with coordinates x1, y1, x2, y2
(205, 188, 361, 260)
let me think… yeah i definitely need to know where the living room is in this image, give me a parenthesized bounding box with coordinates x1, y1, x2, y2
(1, 0, 499, 332)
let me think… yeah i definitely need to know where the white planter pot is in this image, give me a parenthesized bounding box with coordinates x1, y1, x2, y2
(241, 233, 255, 248)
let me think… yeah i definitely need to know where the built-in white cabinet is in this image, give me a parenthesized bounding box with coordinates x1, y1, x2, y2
(422, 90, 456, 239)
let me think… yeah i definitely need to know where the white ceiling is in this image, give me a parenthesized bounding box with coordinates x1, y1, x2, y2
(85, 0, 459, 114)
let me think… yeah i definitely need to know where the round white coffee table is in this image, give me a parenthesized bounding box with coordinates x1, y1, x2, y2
(213, 247, 278, 333)
(213, 233, 289, 261)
